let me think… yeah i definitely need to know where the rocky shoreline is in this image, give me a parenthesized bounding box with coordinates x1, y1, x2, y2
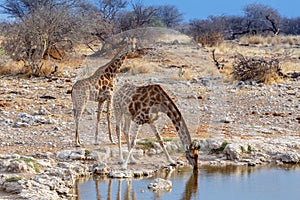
(1, 135, 300, 199)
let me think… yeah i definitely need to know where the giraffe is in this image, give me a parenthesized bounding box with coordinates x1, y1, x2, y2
(113, 83, 201, 170)
(71, 43, 134, 147)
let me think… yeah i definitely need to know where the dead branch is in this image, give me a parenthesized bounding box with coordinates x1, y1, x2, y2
(266, 15, 280, 35)
(211, 49, 224, 69)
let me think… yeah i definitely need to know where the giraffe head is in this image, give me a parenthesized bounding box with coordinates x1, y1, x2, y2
(185, 140, 201, 170)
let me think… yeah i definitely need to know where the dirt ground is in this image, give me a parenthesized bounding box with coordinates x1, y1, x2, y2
(0, 36, 299, 158)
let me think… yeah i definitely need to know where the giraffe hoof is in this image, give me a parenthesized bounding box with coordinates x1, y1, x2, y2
(94, 142, 100, 145)
(75, 143, 81, 147)
(110, 140, 116, 145)
(169, 159, 176, 165)
(118, 159, 124, 164)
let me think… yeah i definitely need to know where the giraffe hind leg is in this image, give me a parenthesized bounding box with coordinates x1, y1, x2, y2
(74, 102, 85, 147)
(115, 109, 124, 163)
(106, 97, 115, 144)
(94, 100, 104, 145)
(123, 116, 136, 164)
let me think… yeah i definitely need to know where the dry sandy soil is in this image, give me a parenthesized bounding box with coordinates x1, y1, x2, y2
(0, 33, 299, 159)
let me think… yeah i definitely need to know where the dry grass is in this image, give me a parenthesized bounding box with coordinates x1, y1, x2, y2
(239, 35, 265, 46)
(181, 68, 193, 80)
(169, 67, 195, 81)
(239, 35, 300, 47)
(0, 54, 83, 76)
(121, 59, 162, 75)
(280, 60, 300, 73)
(194, 32, 224, 47)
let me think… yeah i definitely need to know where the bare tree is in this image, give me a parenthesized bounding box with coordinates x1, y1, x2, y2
(116, 0, 157, 31)
(243, 3, 282, 35)
(0, 0, 112, 75)
(98, 0, 127, 21)
(281, 17, 300, 35)
(131, 0, 156, 28)
(155, 5, 183, 28)
(188, 16, 225, 46)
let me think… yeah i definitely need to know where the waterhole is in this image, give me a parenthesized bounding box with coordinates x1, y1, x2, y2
(75, 164, 300, 200)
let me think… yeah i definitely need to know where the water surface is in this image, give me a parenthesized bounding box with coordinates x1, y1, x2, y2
(75, 165, 300, 200)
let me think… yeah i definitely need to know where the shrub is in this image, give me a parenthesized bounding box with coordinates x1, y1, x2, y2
(14, 157, 41, 173)
(232, 54, 283, 84)
(194, 32, 224, 47)
(6, 176, 22, 182)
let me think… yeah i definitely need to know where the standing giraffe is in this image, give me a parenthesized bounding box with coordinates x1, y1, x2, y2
(113, 83, 200, 169)
(71, 43, 134, 147)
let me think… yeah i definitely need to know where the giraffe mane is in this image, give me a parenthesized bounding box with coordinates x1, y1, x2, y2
(153, 84, 182, 119)
(92, 44, 129, 76)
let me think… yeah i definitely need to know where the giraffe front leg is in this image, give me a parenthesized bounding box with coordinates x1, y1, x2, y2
(150, 124, 176, 165)
(106, 97, 115, 144)
(116, 117, 124, 164)
(75, 115, 81, 147)
(121, 123, 140, 170)
(73, 102, 85, 147)
(123, 116, 136, 164)
(75, 128, 81, 147)
(94, 100, 104, 145)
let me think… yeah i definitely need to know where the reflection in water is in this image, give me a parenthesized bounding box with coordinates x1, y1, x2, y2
(75, 177, 138, 200)
(75, 168, 198, 200)
(182, 170, 198, 200)
(75, 165, 300, 200)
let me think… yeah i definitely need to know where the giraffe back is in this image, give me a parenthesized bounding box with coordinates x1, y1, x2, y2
(113, 83, 182, 125)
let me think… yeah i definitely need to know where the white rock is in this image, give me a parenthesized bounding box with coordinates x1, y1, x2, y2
(109, 171, 133, 178)
(148, 178, 172, 191)
(35, 106, 51, 115)
(33, 116, 47, 124)
(12, 122, 30, 128)
(86, 151, 100, 161)
(224, 143, 242, 160)
(206, 139, 223, 150)
(7, 160, 33, 173)
(57, 150, 72, 160)
(69, 150, 85, 160)
(92, 163, 110, 175)
(276, 152, 300, 163)
(18, 112, 33, 123)
(2, 179, 24, 194)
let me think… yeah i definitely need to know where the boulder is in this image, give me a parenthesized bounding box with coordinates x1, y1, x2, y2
(33, 174, 66, 192)
(224, 143, 242, 160)
(92, 163, 110, 176)
(109, 171, 133, 178)
(7, 160, 34, 173)
(2, 179, 24, 194)
(276, 152, 300, 163)
(148, 178, 172, 191)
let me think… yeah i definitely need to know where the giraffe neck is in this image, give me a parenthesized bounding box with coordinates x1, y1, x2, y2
(93, 52, 128, 80)
(168, 109, 192, 151)
(157, 86, 192, 149)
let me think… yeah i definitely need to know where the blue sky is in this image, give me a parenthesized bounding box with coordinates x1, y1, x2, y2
(144, 0, 300, 21)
